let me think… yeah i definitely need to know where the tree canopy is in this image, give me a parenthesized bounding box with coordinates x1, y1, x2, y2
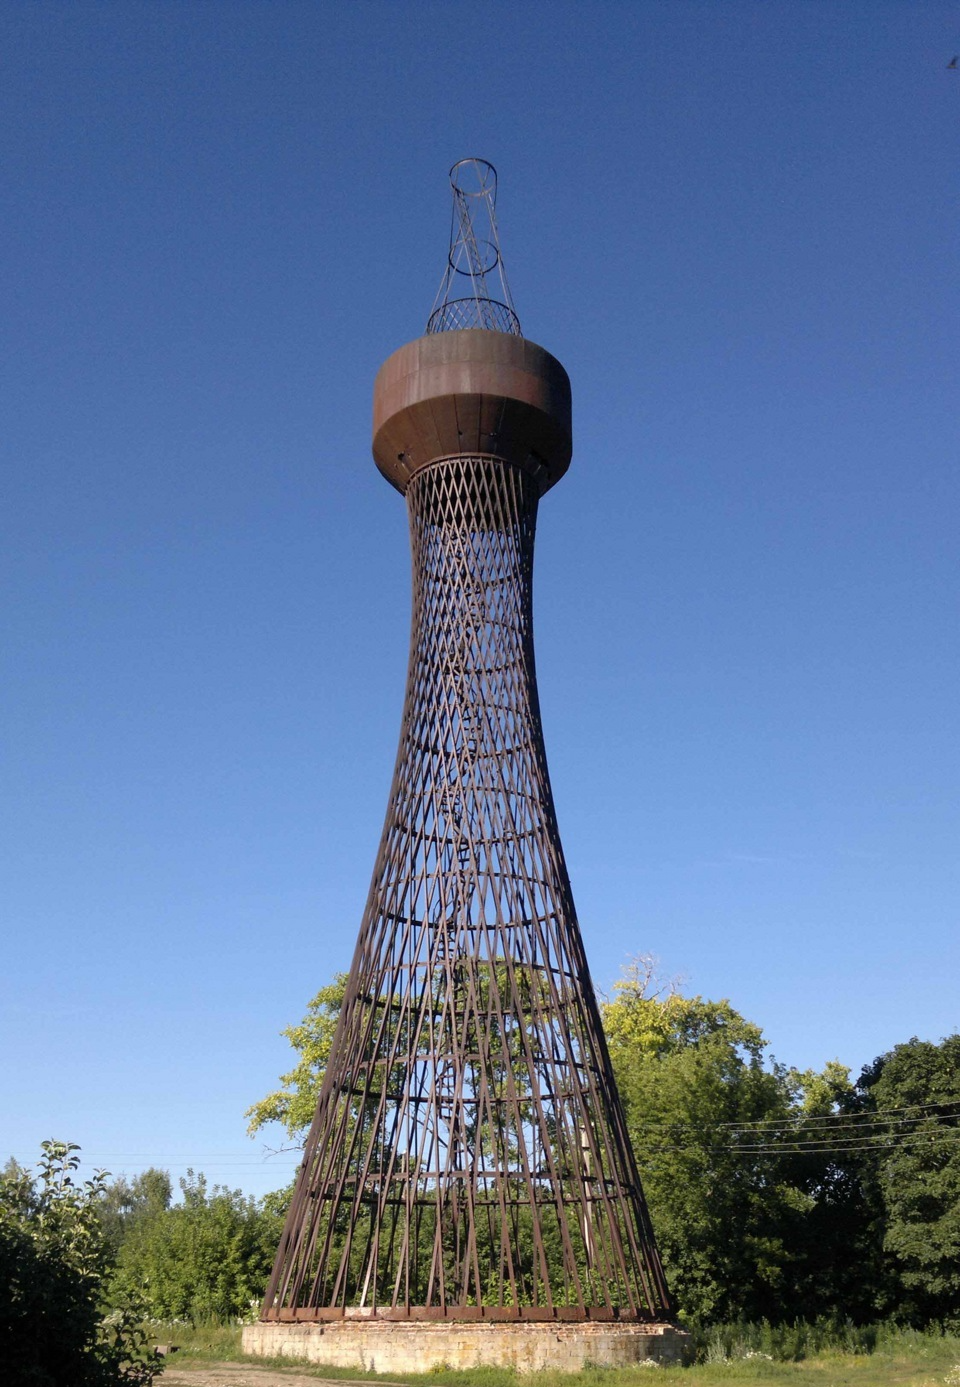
(601, 960, 856, 1322)
(860, 1035, 960, 1326)
(241, 959, 959, 1328)
(112, 1170, 286, 1323)
(245, 973, 347, 1140)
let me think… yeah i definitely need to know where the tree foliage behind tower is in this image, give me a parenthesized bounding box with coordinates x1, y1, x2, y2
(245, 959, 957, 1328)
(600, 959, 892, 1325)
(859, 1034, 960, 1327)
(602, 961, 807, 1322)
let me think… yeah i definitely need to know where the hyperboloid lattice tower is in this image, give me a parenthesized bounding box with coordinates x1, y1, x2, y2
(252, 160, 678, 1367)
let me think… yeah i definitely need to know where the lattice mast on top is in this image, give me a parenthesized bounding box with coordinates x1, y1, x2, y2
(427, 158, 522, 336)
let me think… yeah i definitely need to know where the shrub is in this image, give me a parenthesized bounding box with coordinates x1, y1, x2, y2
(112, 1170, 284, 1324)
(0, 1140, 159, 1387)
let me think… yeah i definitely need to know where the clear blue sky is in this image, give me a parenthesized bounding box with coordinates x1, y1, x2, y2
(2, 1, 957, 1199)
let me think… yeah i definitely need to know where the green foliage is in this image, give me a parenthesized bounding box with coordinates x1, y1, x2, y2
(246, 960, 957, 1331)
(860, 1034, 960, 1326)
(775, 1063, 890, 1325)
(0, 1140, 159, 1387)
(98, 1169, 173, 1257)
(245, 973, 348, 1138)
(601, 958, 891, 1325)
(602, 960, 811, 1322)
(112, 1170, 285, 1323)
(692, 1317, 960, 1364)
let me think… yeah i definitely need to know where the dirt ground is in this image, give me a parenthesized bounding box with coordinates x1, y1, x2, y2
(159, 1365, 412, 1387)
(159, 1366, 364, 1387)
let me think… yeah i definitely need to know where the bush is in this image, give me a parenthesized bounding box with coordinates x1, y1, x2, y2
(0, 1140, 159, 1387)
(112, 1170, 284, 1324)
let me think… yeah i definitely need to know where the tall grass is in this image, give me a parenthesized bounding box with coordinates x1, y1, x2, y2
(689, 1319, 960, 1364)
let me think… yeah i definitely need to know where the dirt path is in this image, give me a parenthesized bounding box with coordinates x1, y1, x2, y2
(159, 1363, 409, 1387)
(159, 1366, 320, 1387)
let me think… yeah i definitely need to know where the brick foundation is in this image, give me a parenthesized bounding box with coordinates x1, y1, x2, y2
(241, 1318, 690, 1373)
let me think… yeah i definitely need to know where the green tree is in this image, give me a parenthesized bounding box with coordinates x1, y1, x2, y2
(776, 1060, 890, 1324)
(113, 1171, 285, 1323)
(601, 960, 810, 1322)
(245, 973, 348, 1140)
(600, 958, 886, 1325)
(859, 1034, 960, 1326)
(0, 1140, 159, 1387)
(99, 1169, 172, 1257)
(247, 960, 888, 1325)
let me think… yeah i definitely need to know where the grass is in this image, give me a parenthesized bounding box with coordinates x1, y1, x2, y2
(151, 1322, 960, 1387)
(148, 1319, 244, 1362)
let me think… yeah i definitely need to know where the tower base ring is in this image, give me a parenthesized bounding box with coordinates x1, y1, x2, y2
(241, 1319, 691, 1373)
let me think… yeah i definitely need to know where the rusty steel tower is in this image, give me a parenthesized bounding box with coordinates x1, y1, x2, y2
(257, 160, 673, 1339)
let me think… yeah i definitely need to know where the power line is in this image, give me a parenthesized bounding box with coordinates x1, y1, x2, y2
(645, 1129, 960, 1158)
(700, 1101, 960, 1132)
(644, 1111, 960, 1141)
(7, 1155, 301, 1169)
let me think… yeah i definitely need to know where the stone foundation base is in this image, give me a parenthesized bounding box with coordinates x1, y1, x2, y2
(241, 1318, 690, 1373)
